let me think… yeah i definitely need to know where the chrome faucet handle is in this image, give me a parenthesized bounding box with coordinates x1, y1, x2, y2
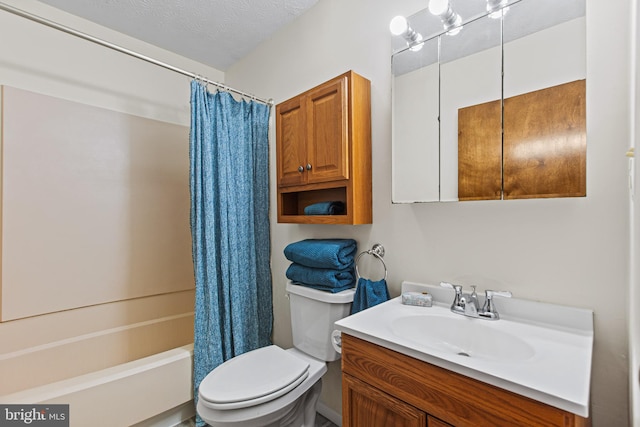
(440, 281, 455, 288)
(440, 282, 463, 299)
(440, 282, 464, 313)
(440, 281, 462, 293)
(485, 290, 512, 299)
(480, 290, 512, 320)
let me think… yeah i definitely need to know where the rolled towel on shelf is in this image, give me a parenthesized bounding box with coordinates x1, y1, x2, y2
(285, 263, 355, 291)
(284, 239, 356, 270)
(303, 201, 345, 215)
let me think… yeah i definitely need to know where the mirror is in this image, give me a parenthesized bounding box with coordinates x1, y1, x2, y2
(440, 13, 502, 201)
(391, 0, 586, 203)
(391, 37, 440, 202)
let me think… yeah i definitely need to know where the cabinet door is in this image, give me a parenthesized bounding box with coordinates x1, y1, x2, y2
(343, 374, 426, 427)
(276, 95, 306, 187)
(306, 76, 349, 184)
(428, 415, 455, 427)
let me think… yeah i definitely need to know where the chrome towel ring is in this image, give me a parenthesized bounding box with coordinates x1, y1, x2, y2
(355, 243, 387, 281)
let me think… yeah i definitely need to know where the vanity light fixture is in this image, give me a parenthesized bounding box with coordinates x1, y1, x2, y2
(428, 0, 463, 35)
(389, 15, 424, 51)
(486, 0, 510, 18)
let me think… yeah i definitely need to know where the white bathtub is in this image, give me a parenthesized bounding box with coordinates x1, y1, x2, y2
(1, 344, 195, 427)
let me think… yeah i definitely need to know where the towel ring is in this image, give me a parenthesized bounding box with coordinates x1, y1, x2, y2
(355, 243, 387, 281)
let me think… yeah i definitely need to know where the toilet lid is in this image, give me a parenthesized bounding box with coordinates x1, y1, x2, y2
(198, 345, 310, 410)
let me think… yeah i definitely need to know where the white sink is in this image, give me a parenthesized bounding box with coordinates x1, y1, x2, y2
(334, 281, 593, 418)
(391, 313, 535, 362)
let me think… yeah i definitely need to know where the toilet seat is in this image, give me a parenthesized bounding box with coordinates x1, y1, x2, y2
(198, 345, 310, 410)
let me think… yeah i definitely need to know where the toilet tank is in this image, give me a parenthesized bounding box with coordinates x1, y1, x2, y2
(286, 282, 355, 362)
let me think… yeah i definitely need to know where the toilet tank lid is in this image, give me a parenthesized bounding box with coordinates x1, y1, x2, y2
(286, 282, 355, 303)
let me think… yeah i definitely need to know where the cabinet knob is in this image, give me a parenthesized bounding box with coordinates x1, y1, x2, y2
(306, 163, 312, 171)
(298, 165, 304, 173)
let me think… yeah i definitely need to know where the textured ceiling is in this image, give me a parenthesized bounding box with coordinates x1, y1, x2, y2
(36, 0, 319, 71)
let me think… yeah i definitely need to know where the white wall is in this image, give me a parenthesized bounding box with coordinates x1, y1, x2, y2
(630, 0, 640, 424)
(0, 0, 222, 124)
(227, 0, 632, 425)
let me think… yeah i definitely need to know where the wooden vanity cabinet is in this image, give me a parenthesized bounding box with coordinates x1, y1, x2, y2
(341, 334, 590, 427)
(343, 374, 428, 427)
(275, 71, 372, 224)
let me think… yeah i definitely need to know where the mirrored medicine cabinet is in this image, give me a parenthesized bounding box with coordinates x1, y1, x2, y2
(391, 0, 586, 203)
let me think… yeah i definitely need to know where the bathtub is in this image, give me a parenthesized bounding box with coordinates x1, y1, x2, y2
(1, 344, 194, 426)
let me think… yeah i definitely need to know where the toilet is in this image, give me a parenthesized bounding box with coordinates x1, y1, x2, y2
(196, 282, 355, 427)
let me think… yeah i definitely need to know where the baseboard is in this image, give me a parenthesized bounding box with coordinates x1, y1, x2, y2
(317, 401, 342, 426)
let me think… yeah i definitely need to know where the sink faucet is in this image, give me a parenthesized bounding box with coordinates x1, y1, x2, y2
(440, 282, 478, 317)
(440, 282, 511, 320)
(461, 285, 479, 317)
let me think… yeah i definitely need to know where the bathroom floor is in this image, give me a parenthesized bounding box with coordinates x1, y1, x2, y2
(315, 412, 339, 427)
(190, 412, 338, 427)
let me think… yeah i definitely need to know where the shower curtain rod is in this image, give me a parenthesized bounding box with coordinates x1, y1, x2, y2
(0, 2, 274, 106)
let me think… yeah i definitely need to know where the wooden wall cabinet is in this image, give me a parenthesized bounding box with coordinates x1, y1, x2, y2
(276, 71, 372, 224)
(342, 334, 590, 427)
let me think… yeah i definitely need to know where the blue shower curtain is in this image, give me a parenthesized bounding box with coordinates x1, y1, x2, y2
(189, 81, 272, 425)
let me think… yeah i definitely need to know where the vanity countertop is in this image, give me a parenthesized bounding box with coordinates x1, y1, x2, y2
(334, 281, 593, 417)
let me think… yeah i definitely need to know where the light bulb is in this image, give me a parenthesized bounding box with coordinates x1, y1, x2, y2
(389, 16, 408, 36)
(429, 0, 450, 16)
(390, 15, 424, 51)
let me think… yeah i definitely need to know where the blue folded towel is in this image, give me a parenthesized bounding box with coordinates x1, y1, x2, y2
(304, 201, 345, 215)
(351, 278, 390, 314)
(291, 282, 355, 293)
(284, 239, 356, 270)
(286, 263, 355, 290)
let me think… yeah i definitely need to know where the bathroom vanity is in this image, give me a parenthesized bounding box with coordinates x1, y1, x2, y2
(335, 282, 593, 427)
(341, 335, 589, 427)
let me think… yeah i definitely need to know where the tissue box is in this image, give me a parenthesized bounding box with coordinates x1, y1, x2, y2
(401, 291, 432, 307)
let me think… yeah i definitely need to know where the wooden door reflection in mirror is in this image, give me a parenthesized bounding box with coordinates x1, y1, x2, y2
(457, 79, 586, 200)
(503, 79, 586, 199)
